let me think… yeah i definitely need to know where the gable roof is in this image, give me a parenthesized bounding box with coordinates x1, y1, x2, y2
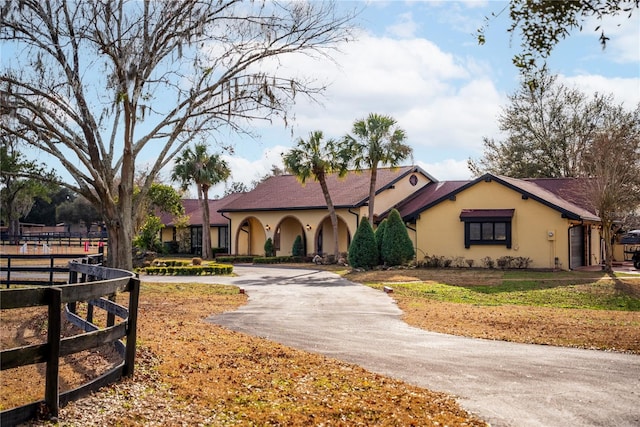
(396, 173, 599, 223)
(159, 192, 244, 227)
(220, 166, 436, 212)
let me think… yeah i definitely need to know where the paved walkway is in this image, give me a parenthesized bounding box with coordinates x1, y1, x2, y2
(146, 266, 640, 427)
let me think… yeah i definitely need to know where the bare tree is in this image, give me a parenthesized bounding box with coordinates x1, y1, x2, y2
(469, 70, 638, 179)
(581, 109, 640, 272)
(0, 0, 355, 269)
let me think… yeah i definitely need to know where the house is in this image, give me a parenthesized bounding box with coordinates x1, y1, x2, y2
(158, 192, 243, 255)
(160, 166, 604, 270)
(219, 166, 436, 257)
(390, 173, 601, 270)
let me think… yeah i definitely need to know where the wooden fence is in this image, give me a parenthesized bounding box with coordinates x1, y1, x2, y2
(1, 234, 108, 250)
(1, 253, 105, 287)
(0, 255, 139, 426)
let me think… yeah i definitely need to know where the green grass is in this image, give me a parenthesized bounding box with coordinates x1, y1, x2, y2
(368, 273, 640, 311)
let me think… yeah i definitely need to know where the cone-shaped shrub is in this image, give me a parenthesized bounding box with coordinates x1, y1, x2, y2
(375, 218, 387, 264)
(264, 237, 275, 257)
(348, 217, 378, 269)
(381, 209, 414, 266)
(292, 235, 304, 257)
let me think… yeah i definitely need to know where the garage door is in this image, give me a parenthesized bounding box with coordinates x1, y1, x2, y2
(569, 226, 584, 269)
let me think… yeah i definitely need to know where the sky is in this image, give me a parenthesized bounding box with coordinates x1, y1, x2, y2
(5, 1, 639, 199)
(194, 0, 639, 198)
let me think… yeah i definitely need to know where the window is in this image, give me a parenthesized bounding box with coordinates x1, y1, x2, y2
(460, 209, 514, 249)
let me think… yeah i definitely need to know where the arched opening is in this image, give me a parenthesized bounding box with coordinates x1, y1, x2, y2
(315, 215, 350, 257)
(274, 216, 307, 256)
(235, 217, 266, 256)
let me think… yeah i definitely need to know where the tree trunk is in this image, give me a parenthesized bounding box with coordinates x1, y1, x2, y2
(201, 185, 212, 260)
(368, 165, 378, 226)
(601, 217, 614, 274)
(318, 177, 340, 261)
(105, 214, 133, 271)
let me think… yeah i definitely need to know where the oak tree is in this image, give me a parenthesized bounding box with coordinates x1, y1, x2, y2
(0, 0, 355, 269)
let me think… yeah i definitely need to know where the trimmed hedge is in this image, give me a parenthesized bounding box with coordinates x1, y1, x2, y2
(253, 256, 307, 264)
(151, 259, 191, 267)
(144, 263, 233, 275)
(216, 256, 255, 264)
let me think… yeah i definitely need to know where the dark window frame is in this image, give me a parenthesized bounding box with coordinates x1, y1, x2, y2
(460, 210, 513, 249)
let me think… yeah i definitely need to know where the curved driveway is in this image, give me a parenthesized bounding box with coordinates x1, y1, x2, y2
(146, 266, 640, 427)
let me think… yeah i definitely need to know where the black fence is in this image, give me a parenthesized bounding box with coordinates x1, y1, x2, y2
(0, 255, 139, 426)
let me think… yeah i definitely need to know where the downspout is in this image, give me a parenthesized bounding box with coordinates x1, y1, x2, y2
(220, 211, 232, 255)
(348, 208, 360, 249)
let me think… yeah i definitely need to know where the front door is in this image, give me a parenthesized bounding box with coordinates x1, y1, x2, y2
(191, 226, 202, 255)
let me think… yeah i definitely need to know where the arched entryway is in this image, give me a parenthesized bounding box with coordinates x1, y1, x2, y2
(315, 215, 350, 257)
(235, 217, 266, 256)
(273, 216, 307, 256)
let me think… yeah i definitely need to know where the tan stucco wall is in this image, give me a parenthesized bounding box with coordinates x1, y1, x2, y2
(415, 180, 580, 269)
(227, 210, 355, 256)
(224, 171, 431, 256)
(370, 171, 430, 218)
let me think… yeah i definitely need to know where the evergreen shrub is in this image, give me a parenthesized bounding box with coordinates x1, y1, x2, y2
(381, 209, 414, 266)
(292, 235, 304, 257)
(348, 218, 378, 269)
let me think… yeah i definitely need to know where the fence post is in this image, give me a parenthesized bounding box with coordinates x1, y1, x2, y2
(49, 256, 54, 285)
(124, 277, 140, 377)
(5, 258, 10, 288)
(45, 287, 62, 419)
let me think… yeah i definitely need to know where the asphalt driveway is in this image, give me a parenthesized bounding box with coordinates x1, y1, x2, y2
(147, 265, 640, 426)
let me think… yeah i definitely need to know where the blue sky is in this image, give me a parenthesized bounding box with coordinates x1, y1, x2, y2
(195, 0, 639, 197)
(6, 1, 638, 197)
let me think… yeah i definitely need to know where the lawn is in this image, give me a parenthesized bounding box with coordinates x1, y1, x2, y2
(3, 265, 639, 426)
(343, 268, 640, 352)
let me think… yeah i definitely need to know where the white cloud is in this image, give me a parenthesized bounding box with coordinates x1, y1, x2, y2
(417, 158, 473, 181)
(581, 7, 640, 64)
(560, 74, 640, 108)
(385, 12, 419, 38)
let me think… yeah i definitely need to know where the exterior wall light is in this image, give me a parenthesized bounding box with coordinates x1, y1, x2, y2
(306, 224, 312, 230)
(265, 225, 271, 231)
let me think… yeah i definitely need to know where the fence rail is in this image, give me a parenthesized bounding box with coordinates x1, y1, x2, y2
(0, 255, 139, 427)
(1, 234, 108, 249)
(1, 253, 104, 287)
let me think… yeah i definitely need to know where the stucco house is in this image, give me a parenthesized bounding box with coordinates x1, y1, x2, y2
(219, 166, 436, 257)
(160, 165, 603, 270)
(390, 173, 601, 270)
(158, 193, 243, 255)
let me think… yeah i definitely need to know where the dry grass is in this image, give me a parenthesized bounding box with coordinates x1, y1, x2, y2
(4, 264, 639, 426)
(5, 281, 486, 426)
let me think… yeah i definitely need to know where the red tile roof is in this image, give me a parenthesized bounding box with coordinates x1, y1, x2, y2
(220, 166, 434, 212)
(159, 192, 243, 226)
(393, 181, 469, 220)
(396, 174, 599, 223)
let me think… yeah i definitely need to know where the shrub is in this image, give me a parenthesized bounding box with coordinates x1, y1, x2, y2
(264, 237, 275, 257)
(253, 256, 293, 264)
(374, 219, 387, 264)
(465, 259, 475, 268)
(381, 209, 414, 266)
(292, 235, 304, 257)
(133, 214, 163, 252)
(192, 257, 203, 265)
(144, 263, 233, 275)
(348, 218, 378, 269)
(216, 255, 255, 264)
(481, 256, 495, 269)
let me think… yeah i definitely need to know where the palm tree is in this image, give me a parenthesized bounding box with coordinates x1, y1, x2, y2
(172, 143, 230, 259)
(343, 113, 412, 225)
(283, 131, 349, 261)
